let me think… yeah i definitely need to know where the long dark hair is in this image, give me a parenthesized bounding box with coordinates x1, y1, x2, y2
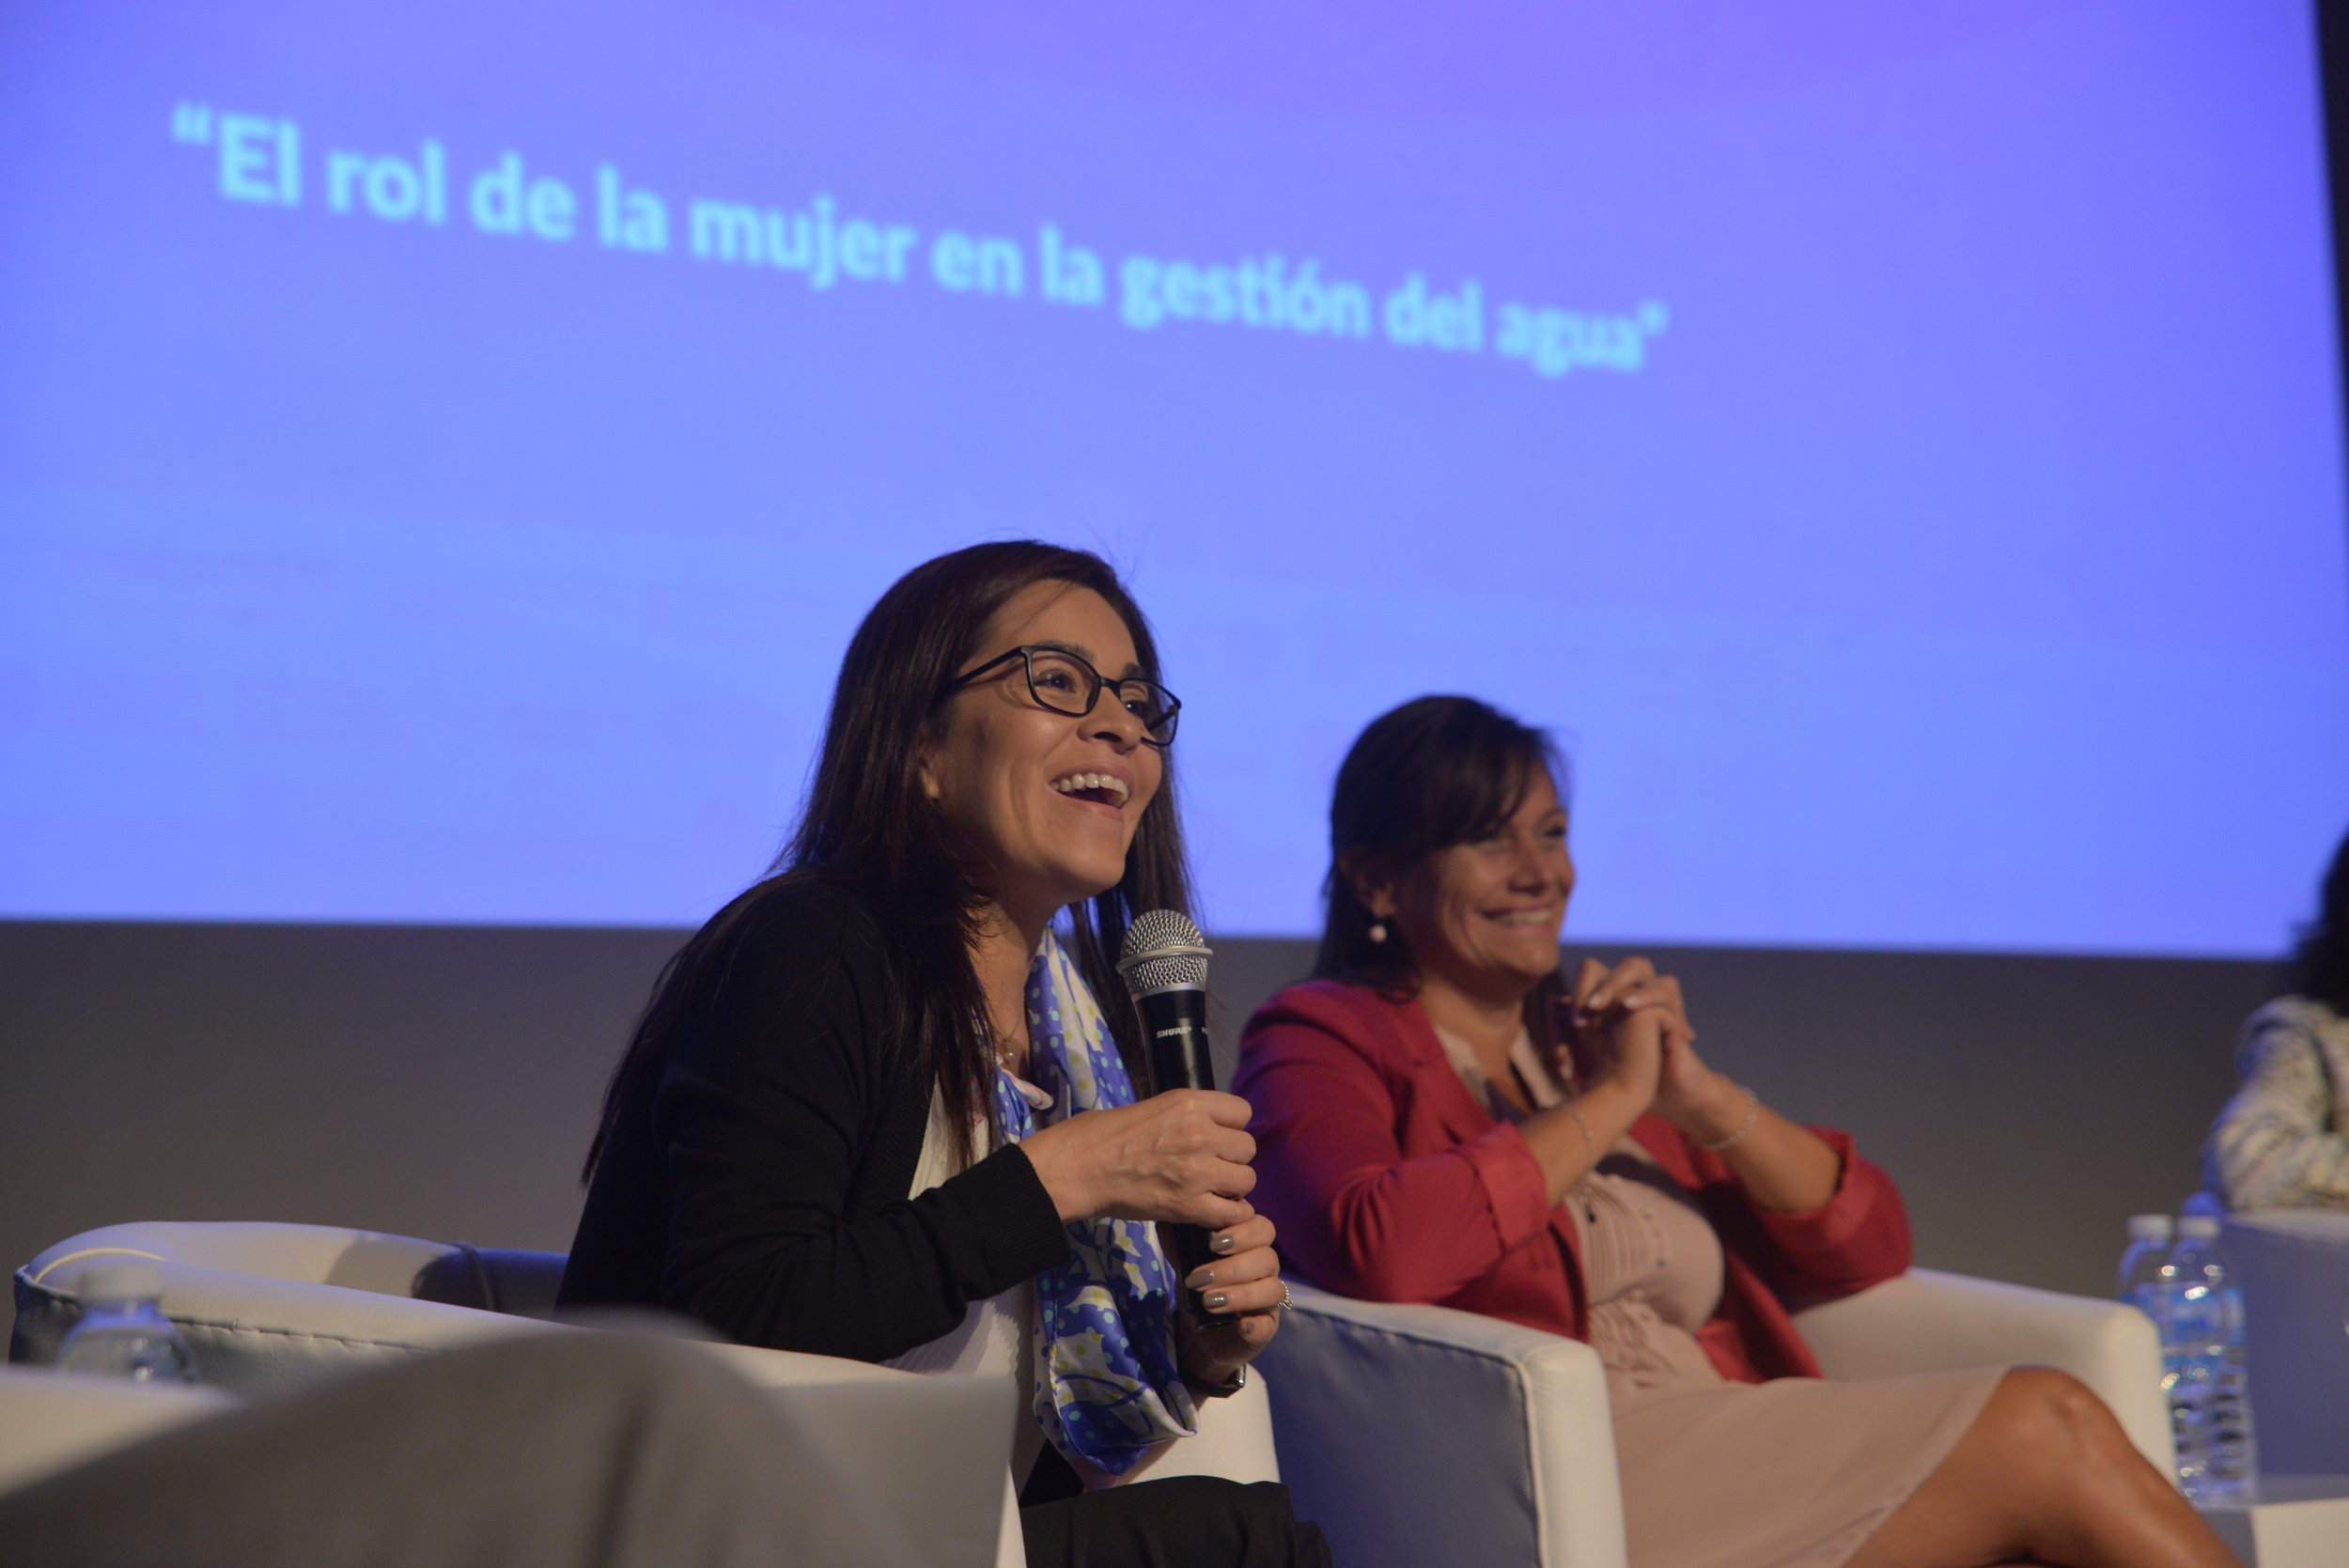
(2289, 827, 2349, 1012)
(584, 540, 1193, 1178)
(1313, 695, 1568, 1036)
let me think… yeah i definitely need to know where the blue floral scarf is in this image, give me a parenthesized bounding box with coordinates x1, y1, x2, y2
(992, 930, 1200, 1479)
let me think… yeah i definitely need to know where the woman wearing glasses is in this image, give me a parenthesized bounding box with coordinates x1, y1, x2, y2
(561, 542, 1319, 1567)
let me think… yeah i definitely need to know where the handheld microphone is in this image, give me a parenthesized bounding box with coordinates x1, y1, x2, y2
(1115, 909, 1226, 1316)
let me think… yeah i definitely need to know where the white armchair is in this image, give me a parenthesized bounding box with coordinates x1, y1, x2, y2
(13, 1222, 1030, 1567)
(1262, 1268, 2172, 1568)
(10, 1219, 1282, 1568)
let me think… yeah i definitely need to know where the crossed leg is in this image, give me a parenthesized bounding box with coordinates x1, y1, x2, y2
(1845, 1367, 2238, 1568)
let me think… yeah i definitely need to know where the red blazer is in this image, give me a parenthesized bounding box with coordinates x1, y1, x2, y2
(1233, 978, 1912, 1383)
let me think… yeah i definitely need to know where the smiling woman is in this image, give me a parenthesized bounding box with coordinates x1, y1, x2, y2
(1237, 694, 2237, 1568)
(559, 542, 1327, 1568)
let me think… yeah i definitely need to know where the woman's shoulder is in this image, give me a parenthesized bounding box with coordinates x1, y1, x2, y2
(722, 875, 887, 954)
(675, 877, 896, 1037)
(1238, 976, 1428, 1063)
(2240, 995, 2349, 1059)
(1245, 975, 1399, 1028)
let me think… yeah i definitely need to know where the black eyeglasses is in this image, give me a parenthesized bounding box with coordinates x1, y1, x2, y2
(942, 644, 1181, 747)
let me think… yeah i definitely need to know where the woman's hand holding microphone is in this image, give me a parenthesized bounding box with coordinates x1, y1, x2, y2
(1018, 1088, 1285, 1384)
(1020, 1087, 1256, 1229)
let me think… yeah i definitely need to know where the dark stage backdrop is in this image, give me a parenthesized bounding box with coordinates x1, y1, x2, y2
(0, 919, 2272, 1343)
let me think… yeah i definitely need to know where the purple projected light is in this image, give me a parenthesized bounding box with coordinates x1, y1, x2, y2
(0, 1, 2343, 955)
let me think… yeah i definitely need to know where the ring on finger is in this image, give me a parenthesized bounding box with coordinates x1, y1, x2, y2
(1277, 1281, 1293, 1313)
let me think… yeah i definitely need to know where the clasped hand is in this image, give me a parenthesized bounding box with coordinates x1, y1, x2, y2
(1566, 956, 1747, 1141)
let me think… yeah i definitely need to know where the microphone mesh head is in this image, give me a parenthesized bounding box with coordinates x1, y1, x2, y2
(1117, 908, 1212, 995)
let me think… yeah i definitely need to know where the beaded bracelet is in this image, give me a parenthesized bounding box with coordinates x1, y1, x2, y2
(1693, 1084, 1761, 1152)
(1563, 1101, 1601, 1221)
(1563, 1101, 1598, 1161)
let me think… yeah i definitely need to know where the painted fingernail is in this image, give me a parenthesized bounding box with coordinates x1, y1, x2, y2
(1187, 1267, 1217, 1289)
(1203, 1292, 1231, 1311)
(1210, 1233, 1237, 1252)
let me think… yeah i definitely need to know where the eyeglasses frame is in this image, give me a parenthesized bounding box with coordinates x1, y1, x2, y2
(941, 644, 1181, 748)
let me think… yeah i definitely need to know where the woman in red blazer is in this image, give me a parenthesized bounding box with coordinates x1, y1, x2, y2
(1234, 697, 2232, 1568)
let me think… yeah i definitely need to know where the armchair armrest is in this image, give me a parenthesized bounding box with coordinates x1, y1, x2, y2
(1261, 1283, 1626, 1568)
(0, 1369, 238, 1498)
(1792, 1268, 2172, 1476)
(696, 1346, 1020, 1568)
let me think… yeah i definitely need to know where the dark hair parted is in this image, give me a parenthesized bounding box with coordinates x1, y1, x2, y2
(2288, 827, 2349, 1013)
(583, 540, 1193, 1179)
(1313, 695, 1567, 992)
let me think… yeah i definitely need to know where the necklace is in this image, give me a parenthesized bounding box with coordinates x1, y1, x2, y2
(994, 1032, 1027, 1074)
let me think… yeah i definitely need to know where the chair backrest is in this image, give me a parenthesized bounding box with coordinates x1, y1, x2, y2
(409, 1243, 568, 1318)
(2224, 1210, 2349, 1476)
(1260, 1283, 1626, 1568)
(12, 1220, 554, 1395)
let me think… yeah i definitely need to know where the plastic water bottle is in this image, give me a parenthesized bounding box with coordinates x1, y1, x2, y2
(2151, 1249, 2212, 1497)
(2117, 1213, 2174, 1315)
(54, 1259, 198, 1384)
(2164, 1217, 2255, 1501)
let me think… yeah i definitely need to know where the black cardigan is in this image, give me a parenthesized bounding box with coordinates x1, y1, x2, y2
(558, 879, 1072, 1361)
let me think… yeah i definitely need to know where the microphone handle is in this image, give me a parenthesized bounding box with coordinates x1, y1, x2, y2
(1141, 986, 1231, 1321)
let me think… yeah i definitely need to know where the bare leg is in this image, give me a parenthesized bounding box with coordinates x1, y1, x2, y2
(1845, 1368, 2238, 1568)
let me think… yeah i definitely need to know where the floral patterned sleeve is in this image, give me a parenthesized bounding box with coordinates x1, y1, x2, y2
(2203, 999, 2349, 1212)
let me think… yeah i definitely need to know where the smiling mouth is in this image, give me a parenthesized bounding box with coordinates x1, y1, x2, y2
(1050, 771, 1130, 809)
(1487, 908, 1557, 928)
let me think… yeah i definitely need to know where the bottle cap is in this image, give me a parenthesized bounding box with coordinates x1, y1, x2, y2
(2177, 1215, 2222, 1240)
(2127, 1214, 2174, 1241)
(72, 1258, 164, 1304)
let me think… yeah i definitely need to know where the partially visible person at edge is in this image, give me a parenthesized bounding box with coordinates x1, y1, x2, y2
(560, 541, 1327, 1568)
(1233, 695, 2237, 1568)
(2204, 825, 2349, 1212)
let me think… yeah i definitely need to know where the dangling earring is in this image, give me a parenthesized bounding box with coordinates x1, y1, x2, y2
(1368, 919, 1389, 944)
